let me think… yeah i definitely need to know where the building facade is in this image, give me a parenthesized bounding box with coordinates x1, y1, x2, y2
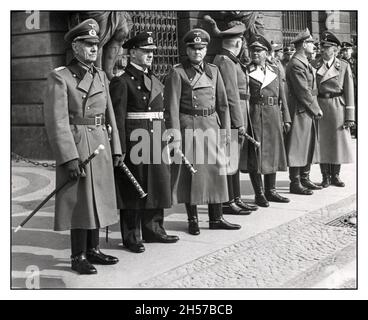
(11, 10, 357, 159)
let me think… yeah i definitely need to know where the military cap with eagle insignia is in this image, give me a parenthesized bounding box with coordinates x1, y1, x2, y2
(64, 18, 100, 44)
(341, 41, 354, 50)
(320, 30, 341, 47)
(183, 28, 211, 48)
(290, 28, 313, 44)
(122, 32, 157, 50)
(248, 34, 272, 52)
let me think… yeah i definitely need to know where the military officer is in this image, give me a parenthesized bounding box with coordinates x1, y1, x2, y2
(313, 31, 355, 187)
(110, 32, 179, 253)
(246, 34, 291, 207)
(212, 21, 258, 215)
(164, 28, 241, 235)
(281, 45, 296, 70)
(44, 19, 121, 275)
(286, 28, 323, 195)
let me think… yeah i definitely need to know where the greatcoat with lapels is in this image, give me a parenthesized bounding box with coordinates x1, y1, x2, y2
(245, 61, 291, 174)
(44, 59, 121, 231)
(313, 57, 355, 164)
(164, 60, 231, 205)
(286, 53, 322, 167)
(109, 63, 171, 210)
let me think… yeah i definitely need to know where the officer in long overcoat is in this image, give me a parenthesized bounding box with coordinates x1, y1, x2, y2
(164, 28, 241, 235)
(285, 28, 324, 196)
(212, 21, 258, 215)
(245, 34, 291, 207)
(313, 31, 355, 188)
(44, 19, 121, 275)
(110, 32, 179, 254)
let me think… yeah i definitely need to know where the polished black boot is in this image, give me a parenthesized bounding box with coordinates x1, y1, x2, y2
(300, 164, 322, 190)
(249, 172, 269, 207)
(209, 204, 241, 230)
(264, 173, 290, 203)
(319, 164, 331, 188)
(86, 247, 119, 265)
(71, 253, 97, 275)
(234, 197, 258, 211)
(289, 167, 313, 195)
(223, 200, 252, 215)
(185, 203, 200, 235)
(331, 164, 345, 187)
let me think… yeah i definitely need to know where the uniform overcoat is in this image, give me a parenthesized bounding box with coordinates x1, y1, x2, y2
(213, 49, 253, 172)
(245, 61, 291, 174)
(314, 57, 355, 163)
(44, 59, 121, 231)
(286, 53, 322, 167)
(164, 60, 230, 205)
(109, 63, 171, 209)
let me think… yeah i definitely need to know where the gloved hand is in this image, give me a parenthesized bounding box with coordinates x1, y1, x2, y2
(283, 122, 291, 134)
(238, 126, 246, 137)
(314, 110, 323, 120)
(63, 158, 85, 180)
(113, 154, 125, 167)
(343, 120, 355, 129)
(172, 140, 181, 153)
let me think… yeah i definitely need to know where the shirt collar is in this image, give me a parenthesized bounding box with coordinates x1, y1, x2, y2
(130, 62, 149, 74)
(323, 57, 335, 68)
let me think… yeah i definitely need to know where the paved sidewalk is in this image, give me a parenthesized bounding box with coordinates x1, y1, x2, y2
(11, 141, 356, 289)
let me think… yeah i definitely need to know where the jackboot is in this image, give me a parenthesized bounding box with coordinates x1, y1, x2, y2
(185, 203, 200, 235)
(319, 164, 331, 188)
(249, 172, 269, 207)
(289, 167, 313, 195)
(264, 173, 290, 203)
(331, 164, 345, 187)
(300, 164, 322, 190)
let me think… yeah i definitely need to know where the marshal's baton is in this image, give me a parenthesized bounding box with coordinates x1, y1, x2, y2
(14, 144, 105, 233)
(166, 136, 197, 175)
(240, 132, 261, 148)
(117, 163, 147, 198)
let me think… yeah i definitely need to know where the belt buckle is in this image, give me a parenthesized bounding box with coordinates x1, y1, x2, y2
(268, 97, 274, 106)
(95, 115, 102, 126)
(203, 109, 209, 117)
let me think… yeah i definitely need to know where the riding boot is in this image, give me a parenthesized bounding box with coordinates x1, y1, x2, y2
(264, 173, 290, 202)
(289, 167, 313, 195)
(319, 163, 331, 188)
(185, 203, 200, 235)
(300, 164, 322, 190)
(249, 172, 269, 207)
(331, 164, 345, 187)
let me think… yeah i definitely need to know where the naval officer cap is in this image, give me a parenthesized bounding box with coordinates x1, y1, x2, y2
(183, 28, 211, 48)
(248, 34, 272, 52)
(290, 28, 313, 44)
(122, 32, 157, 50)
(64, 19, 100, 44)
(320, 30, 341, 47)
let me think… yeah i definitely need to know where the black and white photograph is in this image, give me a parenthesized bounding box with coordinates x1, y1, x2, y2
(4, 1, 365, 301)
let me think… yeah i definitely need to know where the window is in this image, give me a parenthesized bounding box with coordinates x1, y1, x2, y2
(282, 11, 312, 45)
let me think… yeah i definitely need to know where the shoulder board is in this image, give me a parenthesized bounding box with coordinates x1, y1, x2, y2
(206, 62, 217, 67)
(173, 63, 182, 68)
(54, 66, 66, 72)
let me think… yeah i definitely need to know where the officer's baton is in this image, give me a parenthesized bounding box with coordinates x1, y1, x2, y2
(240, 132, 261, 148)
(166, 136, 197, 174)
(14, 144, 105, 233)
(117, 163, 148, 198)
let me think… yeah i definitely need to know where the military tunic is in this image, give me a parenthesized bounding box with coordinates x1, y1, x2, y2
(164, 60, 230, 205)
(245, 61, 291, 174)
(314, 58, 355, 163)
(109, 63, 171, 209)
(44, 59, 121, 231)
(286, 53, 322, 167)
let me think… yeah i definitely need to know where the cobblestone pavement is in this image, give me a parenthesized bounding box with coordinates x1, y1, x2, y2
(11, 141, 356, 289)
(137, 197, 356, 288)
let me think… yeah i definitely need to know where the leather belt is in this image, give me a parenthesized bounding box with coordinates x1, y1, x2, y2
(180, 107, 216, 117)
(239, 93, 250, 101)
(318, 92, 343, 99)
(70, 115, 105, 126)
(126, 112, 164, 120)
(250, 96, 278, 106)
